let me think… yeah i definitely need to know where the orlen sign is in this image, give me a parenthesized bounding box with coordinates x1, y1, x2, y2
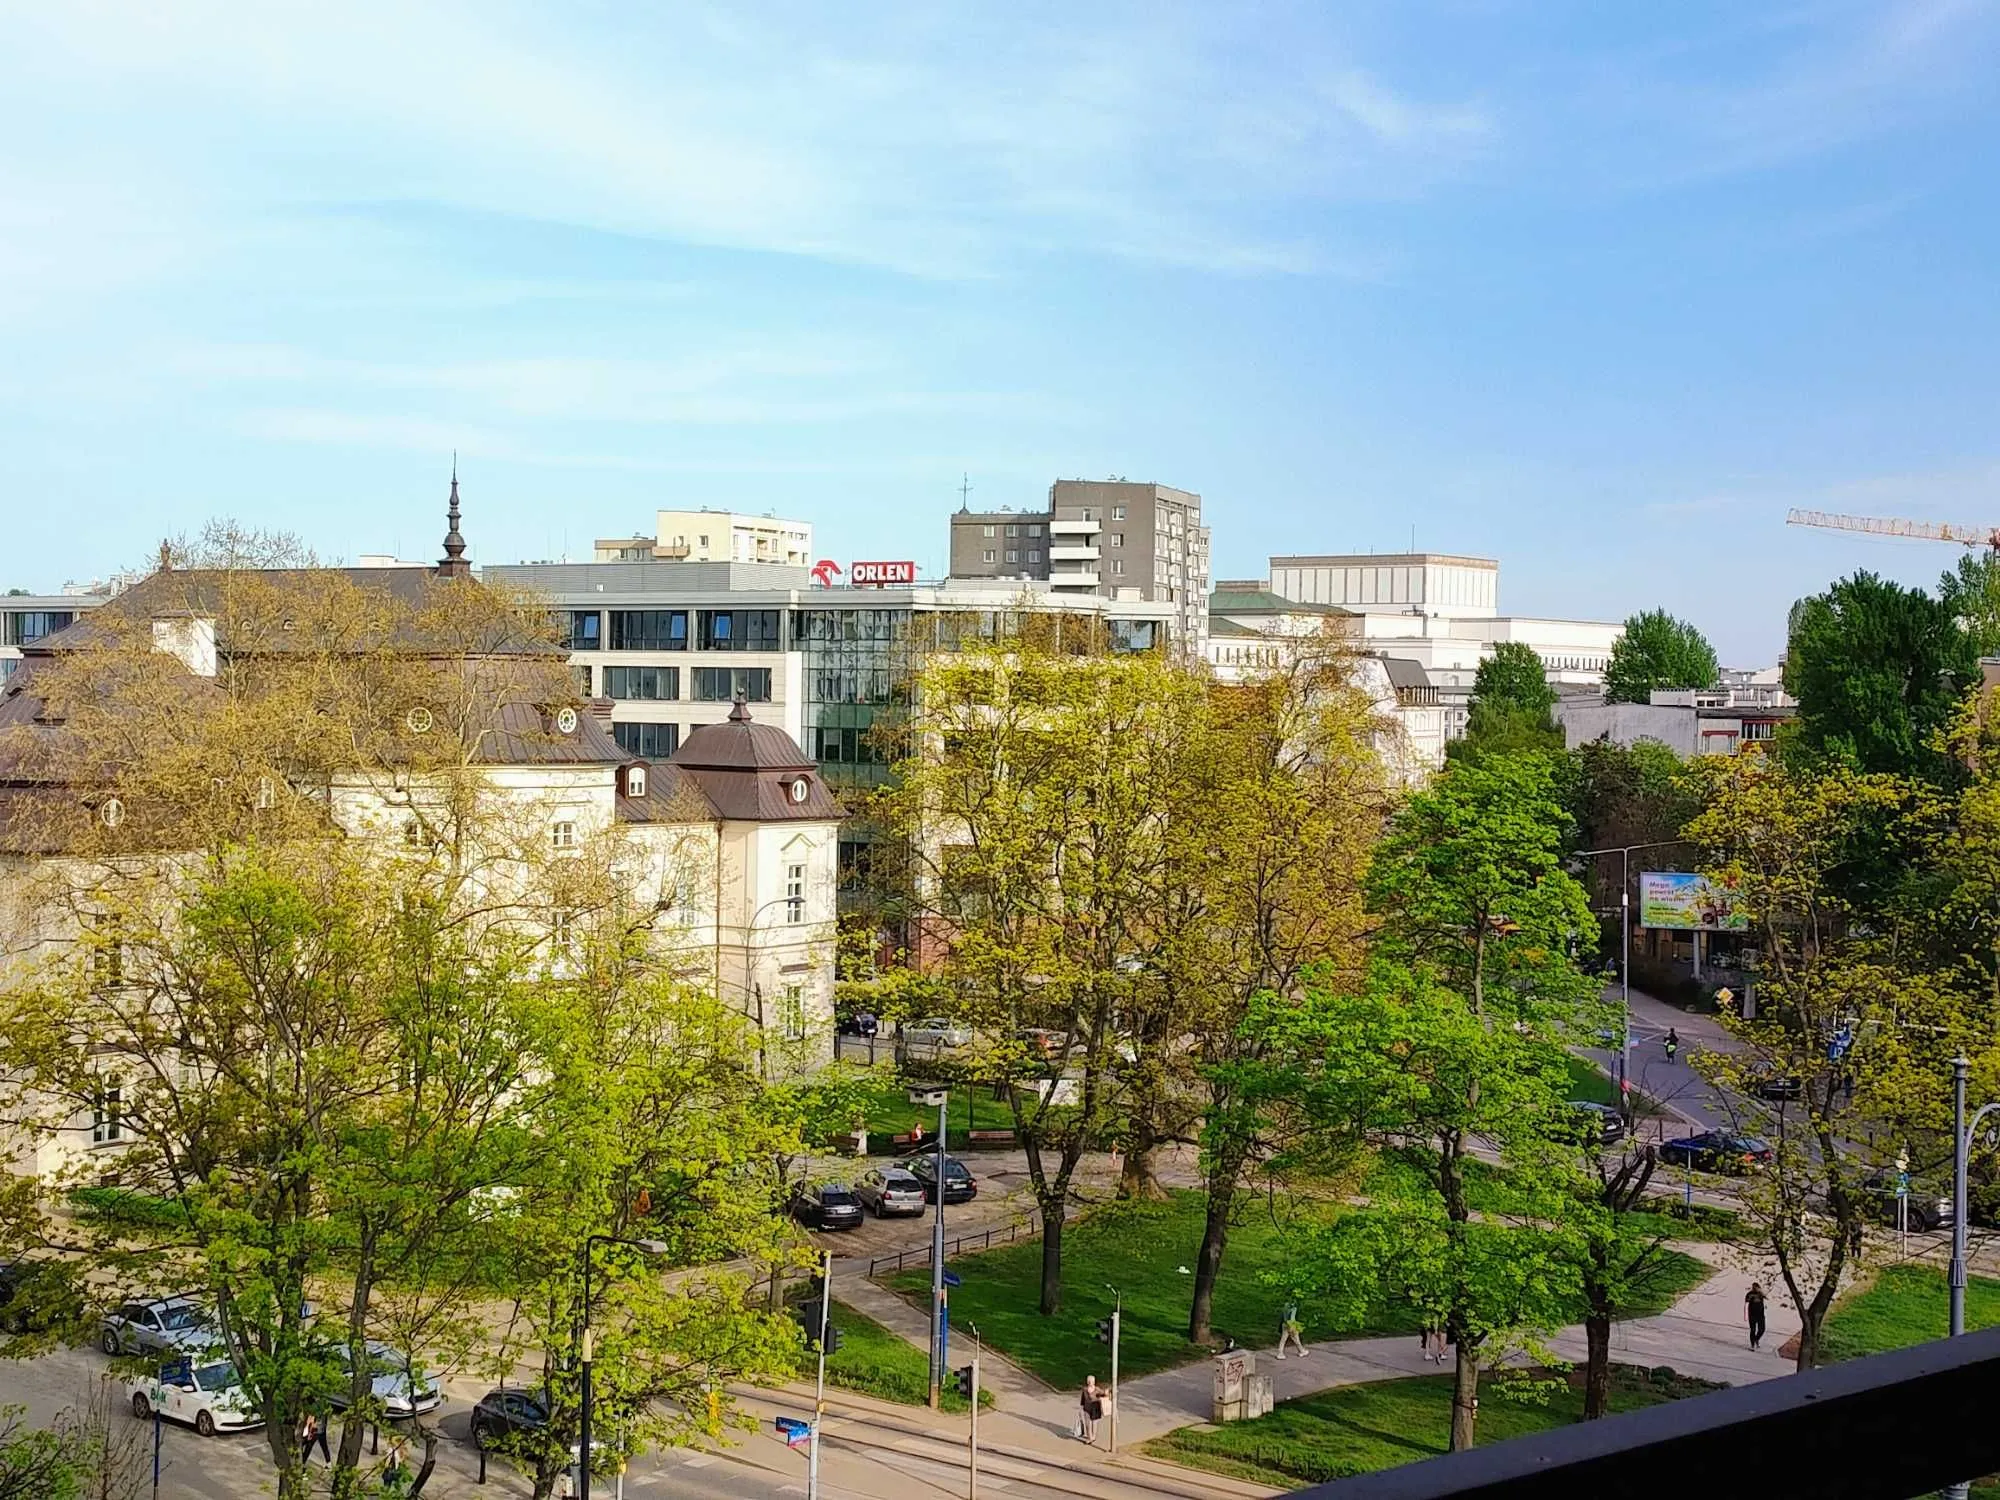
(850, 560, 917, 586)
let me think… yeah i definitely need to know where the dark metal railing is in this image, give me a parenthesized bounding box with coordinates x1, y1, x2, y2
(1290, 1326, 2000, 1500)
(865, 1212, 1041, 1280)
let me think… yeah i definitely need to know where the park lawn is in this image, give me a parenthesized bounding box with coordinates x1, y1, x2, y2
(1143, 1366, 1723, 1487)
(1821, 1263, 2000, 1362)
(887, 1190, 1712, 1390)
(1565, 1057, 1618, 1107)
(819, 1304, 988, 1411)
(843, 1071, 1019, 1141)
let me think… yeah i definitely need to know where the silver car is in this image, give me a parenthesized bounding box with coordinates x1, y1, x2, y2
(852, 1167, 929, 1218)
(329, 1340, 441, 1418)
(102, 1296, 214, 1359)
(898, 1017, 972, 1061)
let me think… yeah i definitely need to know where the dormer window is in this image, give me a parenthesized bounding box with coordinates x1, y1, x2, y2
(626, 766, 646, 799)
(552, 820, 578, 851)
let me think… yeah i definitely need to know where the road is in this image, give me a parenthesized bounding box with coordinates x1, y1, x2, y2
(1587, 986, 1752, 1136)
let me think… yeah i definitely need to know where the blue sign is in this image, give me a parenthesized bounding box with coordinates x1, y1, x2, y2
(942, 1270, 963, 1288)
(775, 1417, 811, 1450)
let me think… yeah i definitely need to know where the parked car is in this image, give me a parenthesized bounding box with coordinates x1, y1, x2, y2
(836, 1010, 879, 1038)
(1857, 1171, 1954, 1232)
(0, 1259, 83, 1336)
(128, 1357, 260, 1437)
(328, 1339, 442, 1418)
(470, 1388, 551, 1453)
(852, 1167, 929, 1218)
(897, 1154, 978, 1205)
(1013, 1028, 1067, 1061)
(789, 1182, 866, 1231)
(102, 1295, 215, 1359)
(1567, 1101, 1627, 1146)
(898, 1017, 972, 1060)
(1658, 1132, 1774, 1174)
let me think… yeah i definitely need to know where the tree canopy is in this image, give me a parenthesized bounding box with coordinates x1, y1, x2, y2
(1449, 642, 1561, 764)
(1602, 609, 1718, 704)
(1938, 552, 2000, 658)
(1785, 570, 1979, 782)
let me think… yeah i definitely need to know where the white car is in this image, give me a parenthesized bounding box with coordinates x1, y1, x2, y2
(899, 1017, 972, 1058)
(331, 1340, 442, 1418)
(129, 1357, 263, 1437)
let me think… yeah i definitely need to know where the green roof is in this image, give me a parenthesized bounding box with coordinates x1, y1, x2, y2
(1208, 589, 1351, 616)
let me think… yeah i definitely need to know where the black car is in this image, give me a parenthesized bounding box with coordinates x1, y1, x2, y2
(789, 1182, 865, 1231)
(1568, 1101, 1627, 1146)
(1659, 1131, 1774, 1174)
(0, 1260, 82, 1335)
(897, 1154, 978, 1205)
(470, 1388, 551, 1452)
(836, 1010, 879, 1038)
(1857, 1171, 1954, 1231)
(1747, 1064, 1804, 1101)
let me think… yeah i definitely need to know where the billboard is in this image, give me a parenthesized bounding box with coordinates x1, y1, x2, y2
(1639, 871, 1746, 932)
(850, 560, 917, 585)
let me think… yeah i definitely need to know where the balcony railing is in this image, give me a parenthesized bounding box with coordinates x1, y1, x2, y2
(1290, 1327, 2000, 1500)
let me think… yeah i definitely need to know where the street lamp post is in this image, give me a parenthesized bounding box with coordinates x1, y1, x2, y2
(910, 1083, 950, 1407)
(579, 1234, 670, 1500)
(1575, 839, 1688, 1121)
(1944, 1055, 1999, 1500)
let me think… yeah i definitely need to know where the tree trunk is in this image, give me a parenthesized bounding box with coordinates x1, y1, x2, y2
(1582, 1314, 1612, 1419)
(1039, 1208, 1065, 1316)
(407, 1432, 439, 1496)
(1187, 1168, 1237, 1344)
(1118, 1138, 1168, 1202)
(1449, 1337, 1480, 1452)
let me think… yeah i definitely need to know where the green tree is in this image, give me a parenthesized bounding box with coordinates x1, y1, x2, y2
(1938, 552, 2000, 658)
(1449, 642, 1560, 764)
(1785, 570, 1978, 781)
(1259, 754, 1604, 1450)
(1602, 609, 1719, 704)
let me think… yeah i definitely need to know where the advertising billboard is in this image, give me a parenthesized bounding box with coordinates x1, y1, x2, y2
(1638, 871, 1746, 932)
(850, 560, 917, 585)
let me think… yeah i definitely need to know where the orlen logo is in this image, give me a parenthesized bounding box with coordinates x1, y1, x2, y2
(810, 559, 843, 586)
(850, 560, 917, 585)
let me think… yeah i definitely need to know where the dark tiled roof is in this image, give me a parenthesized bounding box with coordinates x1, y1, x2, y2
(614, 760, 717, 825)
(1379, 656, 1431, 690)
(671, 701, 839, 822)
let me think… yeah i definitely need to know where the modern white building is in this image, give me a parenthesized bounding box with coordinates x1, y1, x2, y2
(0, 583, 124, 683)
(594, 510, 814, 567)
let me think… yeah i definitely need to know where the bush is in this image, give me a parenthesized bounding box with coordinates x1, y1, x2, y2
(69, 1186, 187, 1231)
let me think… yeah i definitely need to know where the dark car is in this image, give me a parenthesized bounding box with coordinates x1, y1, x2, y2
(789, 1182, 865, 1231)
(1568, 1101, 1627, 1146)
(0, 1259, 83, 1336)
(1747, 1064, 1804, 1102)
(1857, 1171, 1954, 1232)
(470, 1388, 550, 1452)
(1659, 1131, 1774, 1174)
(836, 1010, 879, 1038)
(852, 1167, 929, 1218)
(897, 1154, 978, 1205)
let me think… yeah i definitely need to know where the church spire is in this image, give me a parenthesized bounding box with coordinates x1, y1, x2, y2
(437, 454, 471, 578)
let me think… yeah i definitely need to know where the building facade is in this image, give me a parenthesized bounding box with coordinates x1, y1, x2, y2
(1, 585, 122, 682)
(948, 479, 1211, 653)
(593, 509, 814, 567)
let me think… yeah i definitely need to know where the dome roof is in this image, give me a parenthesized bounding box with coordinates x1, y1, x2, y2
(673, 698, 817, 773)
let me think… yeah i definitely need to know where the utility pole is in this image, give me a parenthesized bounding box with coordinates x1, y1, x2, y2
(912, 1085, 951, 1409)
(809, 1249, 831, 1500)
(1946, 1055, 1974, 1500)
(967, 1327, 982, 1500)
(1105, 1287, 1122, 1453)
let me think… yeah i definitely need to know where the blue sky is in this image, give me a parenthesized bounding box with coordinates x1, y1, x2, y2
(4, 1, 1998, 661)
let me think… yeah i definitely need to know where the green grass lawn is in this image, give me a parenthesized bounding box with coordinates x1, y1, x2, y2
(1565, 1057, 1619, 1107)
(841, 1070, 1019, 1143)
(1820, 1263, 2000, 1362)
(818, 1303, 988, 1411)
(887, 1190, 1711, 1390)
(1143, 1365, 1723, 1487)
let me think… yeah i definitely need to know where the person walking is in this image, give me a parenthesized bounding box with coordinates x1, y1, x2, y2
(380, 1439, 412, 1499)
(1078, 1375, 1105, 1443)
(1277, 1300, 1308, 1358)
(1422, 1325, 1448, 1363)
(1664, 1027, 1680, 1061)
(1746, 1282, 1768, 1350)
(298, 1409, 330, 1464)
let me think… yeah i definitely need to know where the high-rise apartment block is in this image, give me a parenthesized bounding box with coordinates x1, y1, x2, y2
(595, 510, 813, 567)
(948, 479, 1211, 649)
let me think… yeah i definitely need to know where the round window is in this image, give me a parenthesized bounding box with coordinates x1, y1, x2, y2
(555, 707, 579, 735)
(790, 777, 809, 804)
(100, 797, 125, 829)
(406, 706, 434, 734)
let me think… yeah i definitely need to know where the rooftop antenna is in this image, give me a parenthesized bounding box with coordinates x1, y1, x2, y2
(958, 472, 973, 511)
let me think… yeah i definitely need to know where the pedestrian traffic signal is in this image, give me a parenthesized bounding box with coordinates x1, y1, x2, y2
(1095, 1317, 1113, 1344)
(954, 1365, 975, 1399)
(793, 1298, 841, 1352)
(824, 1322, 844, 1355)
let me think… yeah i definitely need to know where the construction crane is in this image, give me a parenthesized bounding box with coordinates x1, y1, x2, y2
(1786, 508, 2000, 553)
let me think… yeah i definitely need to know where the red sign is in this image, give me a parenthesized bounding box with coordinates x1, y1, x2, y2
(850, 560, 916, 586)
(810, 559, 843, 586)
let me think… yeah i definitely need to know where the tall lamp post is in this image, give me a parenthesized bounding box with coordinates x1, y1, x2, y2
(1575, 839, 1689, 1121)
(579, 1234, 670, 1500)
(1946, 1056, 2000, 1500)
(909, 1083, 950, 1407)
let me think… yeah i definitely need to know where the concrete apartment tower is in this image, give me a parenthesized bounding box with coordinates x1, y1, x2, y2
(949, 479, 1211, 650)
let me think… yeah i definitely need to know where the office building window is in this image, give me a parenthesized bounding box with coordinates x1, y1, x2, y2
(608, 610, 688, 650)
(786, 862, 806, 923)
(815, 725, 880, 764)
(603, 666, 679, 700)
(1029, 523, 1044, 537)
(1112, 505, 1125, 520)
(982, 524, 996, 537)
(572, 664, 593, 696)
(983, 550, 996, 563)
(611, 720, 680, 759)
(91, 1076, 122, 1144)
(562, 610, 601, 650)
(1028, 550, 1042, 563)
(552, 819, 578, 851)
(1006, 524, 1018, 537)
(1109, 533, 1123, 547)
(1110, 559, 1124, 575)
(3, 610, 77, 646)
(693, 666, 772, 702)
(1005, 549, 1018, 563)
(696, 609, 782, 651)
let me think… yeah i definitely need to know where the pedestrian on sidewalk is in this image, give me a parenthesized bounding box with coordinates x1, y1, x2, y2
(1078, 1375, 1105, 1443)
(1277, 1300, 1308, 1358)
(1746, 1282, 1768, 1350)
(1665, 1027, 1680, 1061)
(298, 1409, 330, 1464)
(1419, 1324, 1447, 1363)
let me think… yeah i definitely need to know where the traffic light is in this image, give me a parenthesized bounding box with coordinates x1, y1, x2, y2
(794, 1298, 835, 1350)
(824, 1321, 844, 1355)
(954, 1365, 975, 1400)
(1095, 1317, 1113, 1345)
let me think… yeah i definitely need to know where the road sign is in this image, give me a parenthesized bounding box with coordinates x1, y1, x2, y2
(1714, 987, 1735, 1008)
(775, 1417, 812, 1450)
(943, 1270, 963, 1288)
